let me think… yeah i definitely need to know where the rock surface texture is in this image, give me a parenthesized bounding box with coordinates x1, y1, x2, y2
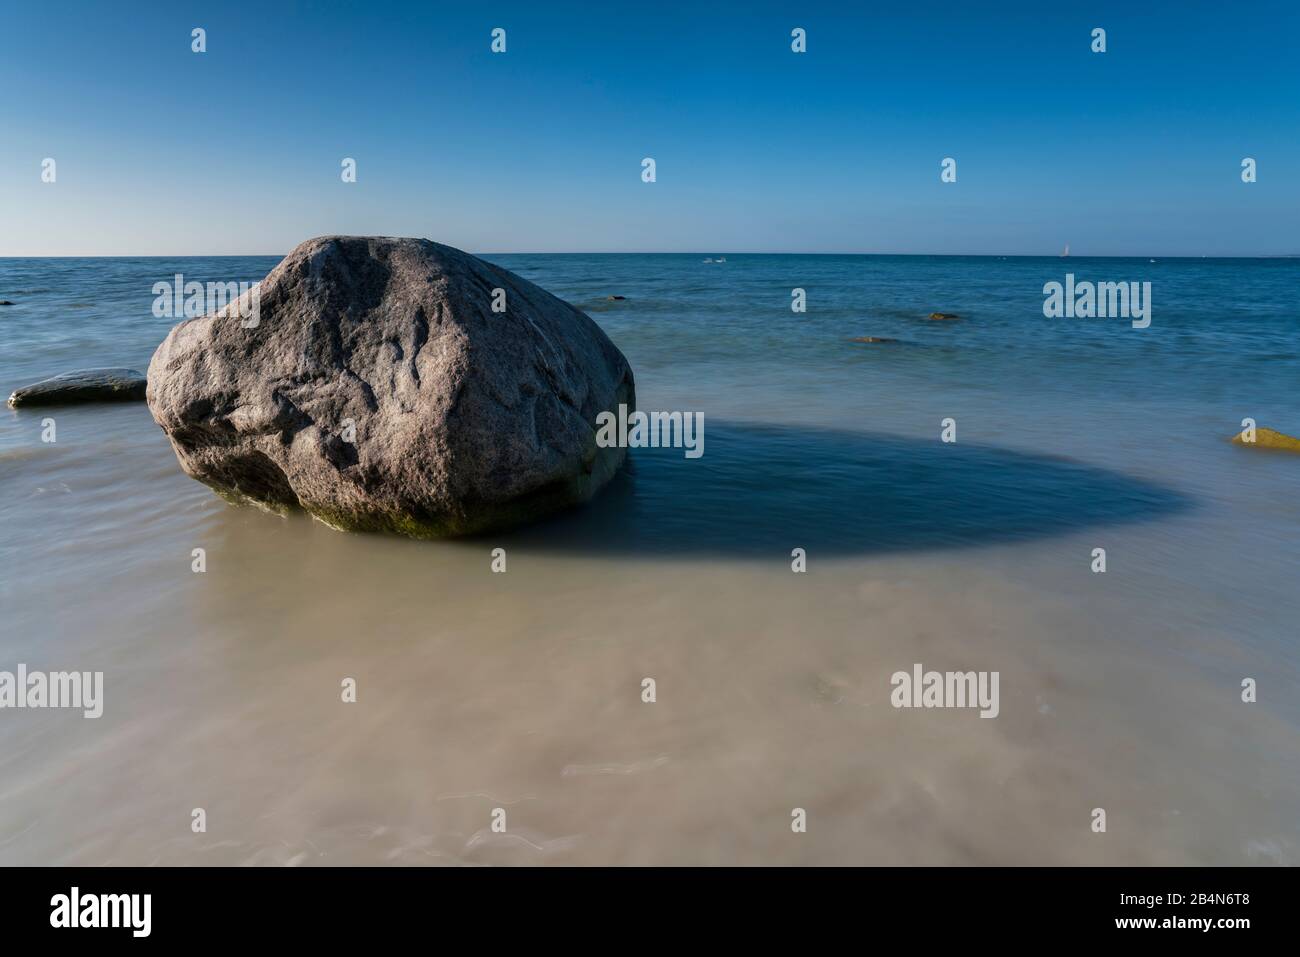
(8, 368, 147, 407)
(147, 236, 636, 537)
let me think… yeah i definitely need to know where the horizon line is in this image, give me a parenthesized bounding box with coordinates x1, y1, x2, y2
(2, 251, 1298, 261)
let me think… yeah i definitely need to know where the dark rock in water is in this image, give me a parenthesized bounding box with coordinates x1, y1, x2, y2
(605, 295, 626, 301)
(7, 368, 147, 407)
(850, 336, 899, 343)
(0, 300, 14, 306)
(147, 236, 636, 538)
(928, 312, 960, 320)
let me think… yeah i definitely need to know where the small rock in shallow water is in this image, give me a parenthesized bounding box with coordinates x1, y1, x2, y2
(0, 300, 14, 306)
(604, 295, 626, 301)
(928, 312, 960, 320)
(1231, 427, 1300, 453)
(7, 368, 147, 407)
(850, 336, 899, 343)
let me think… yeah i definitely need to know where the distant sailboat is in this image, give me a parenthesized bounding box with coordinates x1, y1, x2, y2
(1061, 243, 1070, 258)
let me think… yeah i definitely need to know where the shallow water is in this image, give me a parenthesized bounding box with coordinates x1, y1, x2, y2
(1, 253, 1297, 865)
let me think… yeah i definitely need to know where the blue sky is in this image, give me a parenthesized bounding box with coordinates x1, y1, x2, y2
(1, 1, 1297, 256)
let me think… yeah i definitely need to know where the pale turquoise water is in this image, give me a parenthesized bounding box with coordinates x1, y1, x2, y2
(0, 254, 1297, 864)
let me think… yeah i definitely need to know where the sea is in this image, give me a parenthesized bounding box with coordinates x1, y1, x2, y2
(1, 252, 1297, 864)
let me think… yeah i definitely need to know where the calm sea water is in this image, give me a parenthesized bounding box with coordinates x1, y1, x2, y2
(1, 253, 1297, 865)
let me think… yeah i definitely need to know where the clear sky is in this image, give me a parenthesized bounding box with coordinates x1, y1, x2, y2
(1, 1, 1296, 256)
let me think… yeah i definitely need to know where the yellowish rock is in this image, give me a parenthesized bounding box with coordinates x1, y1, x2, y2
(1231, 427, 1300, 453)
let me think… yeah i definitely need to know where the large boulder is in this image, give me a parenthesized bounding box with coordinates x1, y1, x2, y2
(147, 236, 635, 537)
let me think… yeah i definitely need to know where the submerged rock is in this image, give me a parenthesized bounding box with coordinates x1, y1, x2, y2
(928, 312, 960, 321)
(1231, 426, 1300, 453)
(147, 236, 636, 538)
(7, 368, 147, 407)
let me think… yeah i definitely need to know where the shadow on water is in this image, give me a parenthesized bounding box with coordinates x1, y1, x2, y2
(496, 421, 1192, 558)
